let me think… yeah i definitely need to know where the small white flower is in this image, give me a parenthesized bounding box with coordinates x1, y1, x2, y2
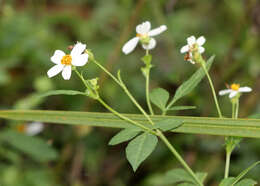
(17, 122, 44, 136)
(122, 21, 167, 54)
(26, 122, 44, 136)
(180, 36, 206, 64)
(47, 42, 89, 80)
(219, 83, 252, 98)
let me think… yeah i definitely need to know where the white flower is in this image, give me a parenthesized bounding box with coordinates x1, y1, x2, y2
(17, 122, 44, 136)
(180, 36, 206, 64)
(122, 21, 167, 54)
(47, 42, 89, 80)
(219, 83, 252, 98)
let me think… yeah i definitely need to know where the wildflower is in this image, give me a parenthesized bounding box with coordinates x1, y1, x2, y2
(122, 21, 167, 54)
(180, 36, 206, 64)
(47, 42, 88, 80)
(219, 83, 252, 98)
(17, 122, 44, 136)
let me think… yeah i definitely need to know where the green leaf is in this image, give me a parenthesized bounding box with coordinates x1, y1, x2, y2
(150, 88, 169, 111)
(165, 168, 207, 185)
(219, 178, 235, 186)
(232, 161, 260, 185)
(0, 130, 57, 162)
(235, 179, 257, 186)
(38, 90, 86, 97)
(168, 106, 196, 111)
(108, 127, 141, 145)
(1, 110, 260, 138)
(126, 133, 158, 171)
(154, 119, 183, 132)
(220, 178, 257, 186)
(168, 55, 215, 107)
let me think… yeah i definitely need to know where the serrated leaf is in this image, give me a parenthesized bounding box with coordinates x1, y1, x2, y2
(38, 90, 86, 97)
(167, 55, 215, 108)
(168, 106, 196, 111)
(150, 88, 169, 111)
(220, 178, 235, 186)
(232, 161, 260, 185)
(154, 119, 183, 132)
(220, 178, 257, 186)
(165, 168, 207, 185)
(0, 130, 57, 162)
(126, 133, 158, 172)
(236, 179, 257, 186)
(108, 127, 141, 145)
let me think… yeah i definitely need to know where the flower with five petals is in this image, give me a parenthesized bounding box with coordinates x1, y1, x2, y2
(122, 21, 167, 54)
(47, 42, 88, 80)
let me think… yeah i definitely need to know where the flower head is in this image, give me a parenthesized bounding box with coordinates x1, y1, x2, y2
(219, 83, 252, 98)
(17, 122, 44, 136)
(122, 21, 167, 54)
(180, 36, 206, 64)
(47, 42, 89, 80)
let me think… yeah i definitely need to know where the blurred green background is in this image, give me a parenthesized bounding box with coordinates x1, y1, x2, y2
(0, 0, 260, 185)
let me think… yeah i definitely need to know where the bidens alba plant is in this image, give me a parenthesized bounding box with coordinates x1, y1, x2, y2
(38, 21, 258, 186)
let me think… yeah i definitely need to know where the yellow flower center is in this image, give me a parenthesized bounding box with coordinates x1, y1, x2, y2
(230, 83, 240, 91)
(136, 33, 148, 39)
(61, 55, 72, 65)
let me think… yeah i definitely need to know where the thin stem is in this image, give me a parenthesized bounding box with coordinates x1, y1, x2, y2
(224, 150, 231, 178)
(74, 67, 156, 135)
(97, 98, 157, 135)
(156, 130, 203, 186)
(201, 62, 223, 118)
(145, 67, 154, 115)
(235, 100, 239, 119)
(92, 59, 155, 125)
(232, 102, 235, 118)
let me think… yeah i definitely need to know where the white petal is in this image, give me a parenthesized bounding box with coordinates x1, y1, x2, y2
(47, 64, 64, 78)
(238, 87, 252, 93)
(148, 25, 167, 37)
(50, 50, 65, 64)
(196, 36, 206, 46)
(136, 21, 151, 34)
(219, 89, 232, 96)
(229, 91, 238, 98)
(187, 36, 196, 46)
(71, 42, 86, 57)
(26, 122, 44, 136)
(62, 65, 72, 80)
(72, 53, 89, 66)
(122, 37, 139, 54)
(199, 46, 205, 53)
(180, 45, 189, 53)
(142, 38, 156, 50)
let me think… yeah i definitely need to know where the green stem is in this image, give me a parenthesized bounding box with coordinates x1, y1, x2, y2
(201, 62, 223, 118)
(92, 59, 155, 125)
(74, 67, 156, 135)
(97, 98, 157, 135)
(156, 130, 203, 186)
(224, 99, 239, 178)
(145, 68, 154, 115)
(224, 150, 231, 178)
(235, 100, 239, 119)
